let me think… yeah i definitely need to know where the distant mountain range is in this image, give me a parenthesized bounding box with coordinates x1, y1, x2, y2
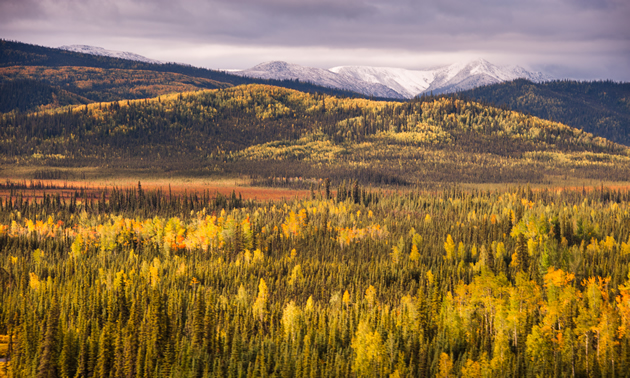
(52, 44, 552, 99)
(58, 45, 163, 65)
(235, 59, 552, 99)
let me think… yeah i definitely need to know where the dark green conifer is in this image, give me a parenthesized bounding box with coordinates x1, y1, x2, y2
(37, 295, 60, 378)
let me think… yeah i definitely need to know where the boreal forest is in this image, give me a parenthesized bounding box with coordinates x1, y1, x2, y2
(458, 79, 630, 146)
(1, 39, 630, 378)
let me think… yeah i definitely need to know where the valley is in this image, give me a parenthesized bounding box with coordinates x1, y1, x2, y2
(1, 38, 630, 378)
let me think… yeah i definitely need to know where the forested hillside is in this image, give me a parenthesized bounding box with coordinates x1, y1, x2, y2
(2, 184, 630, 377)
(0, 66, 230, 110)
(0, 40, 370, 112)
(0, 79, 90, 113)
(458, 79, 630, 145)
(2, 84, 628, 185)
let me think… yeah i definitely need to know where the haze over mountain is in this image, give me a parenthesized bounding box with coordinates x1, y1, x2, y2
(237, 58, 552, 98)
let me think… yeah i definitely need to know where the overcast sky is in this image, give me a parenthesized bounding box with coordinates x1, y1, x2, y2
(1, 0, 629, 80)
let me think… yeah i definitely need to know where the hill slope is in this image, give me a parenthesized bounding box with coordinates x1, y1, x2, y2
(0, 79, 91, 113)
(1, 84, 628, 184)
(0, 66, 230, 109)
(458, 79, 630, 145)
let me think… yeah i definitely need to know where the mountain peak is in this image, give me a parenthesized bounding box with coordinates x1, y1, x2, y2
(248, 61, 296, 72)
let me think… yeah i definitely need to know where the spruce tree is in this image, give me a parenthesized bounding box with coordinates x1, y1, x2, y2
(37, 295, 60, 378)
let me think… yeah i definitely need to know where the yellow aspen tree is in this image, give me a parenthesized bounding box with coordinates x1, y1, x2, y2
(252, 278, 269, 322)
(436, 353, 454, 378)
(305, 296, 314, 313)
(410, 244, 420, 262)
(281, 301, 302, 342)
(390, 246, 401, 265)
(460, 359, 480, 378)
(365, 285, 377, 308)
(342, 290, 351, 307)
(444, 235, 455, 260)
(351, 320, 384, 376)
(288, 264, 303, 287)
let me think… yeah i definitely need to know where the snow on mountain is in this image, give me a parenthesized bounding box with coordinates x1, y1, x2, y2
(58, 45, 162, 64)
(330, 66, 433, 99)
(236, 58, 552, 99)
(421, 58, 552, 95)
(234, 61, 405, 99)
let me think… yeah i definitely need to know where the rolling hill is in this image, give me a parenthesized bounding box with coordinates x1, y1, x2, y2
(1, 84, 628, 185)
(0, 39, 627, 186)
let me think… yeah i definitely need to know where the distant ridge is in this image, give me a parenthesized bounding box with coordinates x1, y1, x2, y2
(59, 45, 162, 64)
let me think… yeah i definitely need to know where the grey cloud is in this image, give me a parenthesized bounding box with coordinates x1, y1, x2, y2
(214, 0, 377, 19)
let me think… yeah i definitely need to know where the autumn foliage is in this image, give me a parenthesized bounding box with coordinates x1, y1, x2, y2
(1, 184, 630, 376)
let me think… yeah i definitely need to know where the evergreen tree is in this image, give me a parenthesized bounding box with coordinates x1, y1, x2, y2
(37, 295, 60, 378)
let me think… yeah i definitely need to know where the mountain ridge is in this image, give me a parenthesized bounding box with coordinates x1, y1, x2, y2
(237, 58, 552, 98)
(58, 45, 163, 64)
(235, 61, 404, 99)
(0, 39, 384, 111)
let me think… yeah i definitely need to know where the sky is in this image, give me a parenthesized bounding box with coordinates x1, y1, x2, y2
(1, 0, 629, 81)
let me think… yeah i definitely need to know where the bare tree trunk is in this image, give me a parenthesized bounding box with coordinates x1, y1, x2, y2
(586, 334, 589, 377)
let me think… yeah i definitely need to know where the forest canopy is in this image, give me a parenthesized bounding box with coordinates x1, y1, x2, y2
(1, 184, 630, 377)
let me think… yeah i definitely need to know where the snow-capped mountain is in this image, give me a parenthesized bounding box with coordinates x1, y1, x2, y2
(420, 58, 552, 95)
(235, 61, 404, 99)
(236, 58, 552, 99)
(330, 66, 433, 99)
(55, 43, 551, 98)
(58, 45, 162, 65)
